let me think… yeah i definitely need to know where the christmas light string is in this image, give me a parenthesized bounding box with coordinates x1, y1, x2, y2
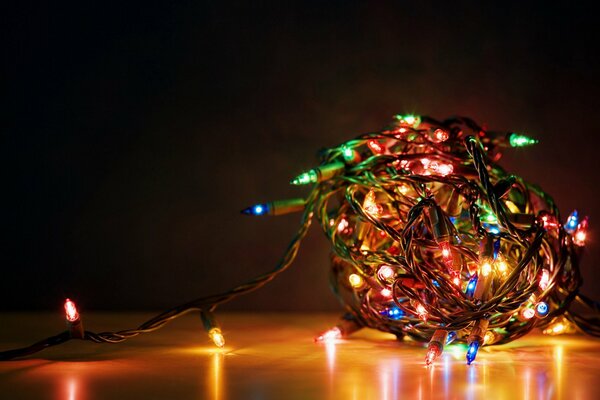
(1, 115, 596, 366)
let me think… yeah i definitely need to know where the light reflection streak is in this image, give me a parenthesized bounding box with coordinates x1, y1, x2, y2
(443, 355, 450, 398)
(380, 367, 389, 400)
(209, 352, 224, 400)
(554, 345, 564, 400)
(524, 368, 531, 400)
(427, 363, 435, 399)
(466, 365, 476, 400)
(325, 341, 336, 373)
(67, 378, 77, 400)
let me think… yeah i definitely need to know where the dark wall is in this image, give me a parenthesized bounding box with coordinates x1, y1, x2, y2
(4, 2, 599, 311)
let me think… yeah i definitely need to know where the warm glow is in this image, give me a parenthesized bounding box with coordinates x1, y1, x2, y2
(337, 218, 349, 233)
(574, 230, 586, 246)
(553, 323, 565, 334)
(521, 308, 535, 320)
(425, 348, 437, 366)
(64, 299, 79, 322)
(377, 265, 394, 280)
(404, 115, 416, 125)
(367, 140, 385, 154)
(316, 327, 342, 343)
(496, 259, 509, 275)
(348, 273, 364, 288)
(381, 288, 392, 297)
(363, 190, 383, 218)
(441, 246, 451, 259)
(484, 331, 496, 345)
(208, 328, 225, 348)
(433, 129, 449, 142)
(416, 304, 427, 320)
(480, 261, 493, 277)
(397, 184, 409, 195)
(435, 162, 454, 176)
(539, 269, 550, 290)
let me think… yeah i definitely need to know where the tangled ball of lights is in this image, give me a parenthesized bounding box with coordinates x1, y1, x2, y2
(1, 115, 594, 366)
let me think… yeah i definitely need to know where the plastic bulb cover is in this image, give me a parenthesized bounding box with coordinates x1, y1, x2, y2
(64, 299, 79, 322)
(509, 133, 538, 147)
(466, 341, 480, 365)
(241, 203, 269, 216)
(208, 328, 225, 348)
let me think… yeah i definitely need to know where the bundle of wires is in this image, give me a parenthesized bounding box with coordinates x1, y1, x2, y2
(1, 115, 595, 365)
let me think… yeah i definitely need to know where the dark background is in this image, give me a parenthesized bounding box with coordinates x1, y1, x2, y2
(4, 1, 599, 312)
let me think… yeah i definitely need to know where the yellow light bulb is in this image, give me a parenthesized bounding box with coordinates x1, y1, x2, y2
(496, 260, 508, 274)
(484, 331, 496, 345)
(208, 328, 225, 348)
(481, 261, 492, 277)
(363, 189, 382, 218)
(398, 184, 409, 195)
(348, 273, 364, 288)
(553, 323, 565, 334)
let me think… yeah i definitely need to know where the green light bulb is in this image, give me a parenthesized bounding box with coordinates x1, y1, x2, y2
(393, 114, 420, 128)
(290, 169, 318, 185)
(509, 133, 538, 147)
(483, 213, 498, 224)
(342, 147, 354, 161)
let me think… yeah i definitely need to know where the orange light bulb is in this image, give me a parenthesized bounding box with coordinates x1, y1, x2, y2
(64, 299, 79, 322)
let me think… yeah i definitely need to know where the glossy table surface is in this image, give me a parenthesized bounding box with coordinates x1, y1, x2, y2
(1, 312, 600, 399)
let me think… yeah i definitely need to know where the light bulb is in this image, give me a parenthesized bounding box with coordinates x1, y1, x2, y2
(416, 303, 428, 321)
(496, 258, 509, 275)
(573, 216, 588, 246)
(480, 261, 492, 277)
(363, 189, 383, 218)
(433, 129, 449, 143)
(290, 170, 318, 185)
(508, 133, 538, 147)
(367, 140, 385, 154)
(521, 308, 535, 320)
(208, 328, 225, 348)
(439, 241, 453, 269)
(466, 341, 480, 365)
(64, 299, 79, 322)
(337, 218, 349, 233)
(315, 327, 342, 343)
(381, 307, 404, 320)
(425, 330, 448, 366)
(377, 265, 394, 280)
(290, 162, 345, 185)
(465, 275, 478, 297)
(564, 210, 579, 233)
(241, 203, 269, 216)
(535, 301, 549, 318)
(539, 269, 550, 290)
(348, 273, 364, 288)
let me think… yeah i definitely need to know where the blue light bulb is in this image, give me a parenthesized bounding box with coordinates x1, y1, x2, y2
(564, 210, 579, 233)
(382, 307, 404, 320)
(466, 276, 478, 297)
(241, 203, 270, 216)
(466, 341, 480, 365)
(536, 301, 549, 318)
(446, 331, 457, 345)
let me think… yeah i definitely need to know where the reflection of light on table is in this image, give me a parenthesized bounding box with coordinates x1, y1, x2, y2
(325, 341, 336, 373)
(554, 345, 563, 400)
(67, 378, 77, 400)
(2, 313, 600, 399)
(209, 352, 224, 400)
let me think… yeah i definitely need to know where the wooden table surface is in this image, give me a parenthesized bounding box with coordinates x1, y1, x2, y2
(1, 312, 599, 399)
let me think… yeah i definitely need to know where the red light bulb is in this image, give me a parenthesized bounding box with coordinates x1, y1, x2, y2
(64, 299, 79, 322)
